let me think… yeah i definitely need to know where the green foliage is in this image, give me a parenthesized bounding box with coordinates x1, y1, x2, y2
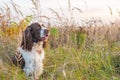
(43, 45, 120, 80)
(25, 15, 33, 24)
(50, 27, 59, 37)
(70, 31, 87, 49)
(0, 27, 120, 80)
(111, 55, 120, 74)
(0, 63, 27, 80)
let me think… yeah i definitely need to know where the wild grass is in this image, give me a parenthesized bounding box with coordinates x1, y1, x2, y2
(0, 23, 120, 80)
(0, 0, 120, 80)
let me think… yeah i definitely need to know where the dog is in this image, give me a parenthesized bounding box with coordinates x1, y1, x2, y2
(12, 23, 49, 80)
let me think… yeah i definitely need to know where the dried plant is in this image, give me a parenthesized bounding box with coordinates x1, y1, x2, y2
(0, 0, 120, 80)
(49, 8, 62, 22)
(108, 6, 113, 16)
(31, 0, 42, 21)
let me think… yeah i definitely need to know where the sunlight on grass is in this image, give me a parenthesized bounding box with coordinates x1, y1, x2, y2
(0, 0, 120, 80)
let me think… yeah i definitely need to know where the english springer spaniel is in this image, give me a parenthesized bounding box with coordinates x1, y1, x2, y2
(12, 23, 49, 80)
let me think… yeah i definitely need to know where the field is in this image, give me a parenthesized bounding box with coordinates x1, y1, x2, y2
(0, 20, 120, 80)
(0, 0, 120, 80)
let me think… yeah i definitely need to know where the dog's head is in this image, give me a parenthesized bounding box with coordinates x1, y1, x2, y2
(21, 23, 49, 51)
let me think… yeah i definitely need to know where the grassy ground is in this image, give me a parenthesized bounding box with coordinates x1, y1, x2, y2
(0, 25, 120, 80)
(0, 0, 120, 79)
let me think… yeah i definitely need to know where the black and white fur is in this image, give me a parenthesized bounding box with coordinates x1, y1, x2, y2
(12, 23, 49, 80)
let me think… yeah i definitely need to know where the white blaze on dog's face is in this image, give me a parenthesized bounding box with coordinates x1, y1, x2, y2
(40, 25, 49, 41)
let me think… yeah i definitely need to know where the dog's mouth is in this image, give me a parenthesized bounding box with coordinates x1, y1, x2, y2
(41, 34, 49, 41)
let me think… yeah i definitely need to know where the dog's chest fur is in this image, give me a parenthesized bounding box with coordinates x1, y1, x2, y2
(18, 42, 44, 78)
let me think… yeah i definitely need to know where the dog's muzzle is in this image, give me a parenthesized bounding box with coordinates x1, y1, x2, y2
(40, 27, 49, 41)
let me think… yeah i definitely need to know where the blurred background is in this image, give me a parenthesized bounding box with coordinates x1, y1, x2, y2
(0, 0, 120, 80)
(0, 0, 120, 26)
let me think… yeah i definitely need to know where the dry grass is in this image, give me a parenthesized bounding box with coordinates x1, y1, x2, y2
(0, 20, 120, 80)
(0, 0, 120, 80)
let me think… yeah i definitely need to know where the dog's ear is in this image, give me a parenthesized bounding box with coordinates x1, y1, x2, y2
(21, 27, 33, 51)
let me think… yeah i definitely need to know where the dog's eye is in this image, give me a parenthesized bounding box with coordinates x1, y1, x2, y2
(41, 24, 45, 27)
